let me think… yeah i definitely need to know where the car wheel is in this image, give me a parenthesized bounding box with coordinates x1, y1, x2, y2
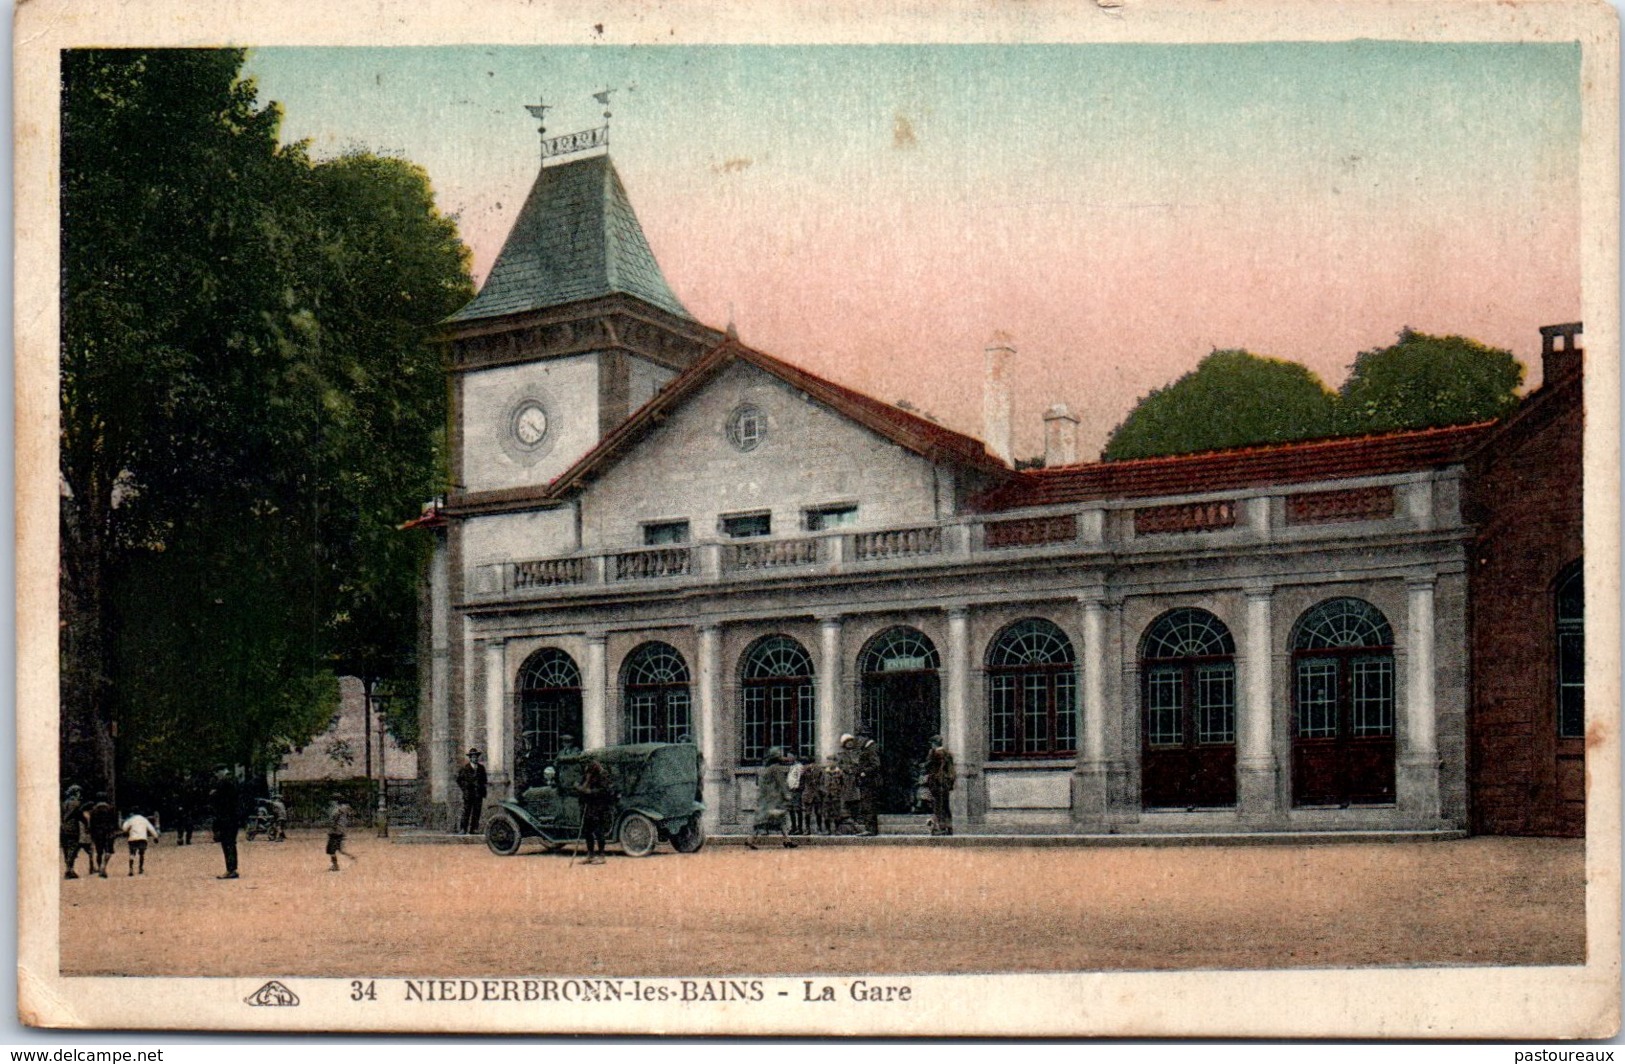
(671, 818, 705, 854)
(485, 812, 523, 856)
(618, 812, 659, 857)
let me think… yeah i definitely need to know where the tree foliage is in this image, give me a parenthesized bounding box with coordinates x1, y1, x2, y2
(61, 50, 471, 796)
(1335, 328, 1524, 435)
(1102, 350, 1338, 461)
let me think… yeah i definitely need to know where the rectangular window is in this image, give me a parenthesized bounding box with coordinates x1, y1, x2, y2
(1146, 667, 1184, 746)
(1351, 656, 1395, 737)
(1558, 629, 1585, 738)
(625, 691, 661, 744)
(1295, 659, 1339, 739)
(1054, 672, 1078, 751)
(1196, 664, 1236, 744)
(642, 520, 690, 546)
(1021, 673, 1049, 753)
(989, 674, 1017, 755)
(805, 504, 858, 531)
(720, 512, 771, 539)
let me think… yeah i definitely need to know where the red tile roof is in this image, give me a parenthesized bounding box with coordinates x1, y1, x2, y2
(973, 422, 1496, 512)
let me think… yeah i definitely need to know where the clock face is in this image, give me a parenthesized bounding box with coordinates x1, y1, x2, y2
(513, 402, 548, 447)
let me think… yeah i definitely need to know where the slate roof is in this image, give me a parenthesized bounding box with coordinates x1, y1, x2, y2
(972, 422, 1496, 512)
(448, 154, 690, 324)
(541, 339, 1011, 500)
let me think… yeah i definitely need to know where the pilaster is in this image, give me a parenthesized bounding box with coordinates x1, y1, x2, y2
(582, 633, 609, 750)
(1399, 576, 1442, 819)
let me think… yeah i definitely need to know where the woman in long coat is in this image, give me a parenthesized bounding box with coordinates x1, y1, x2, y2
(748, 748, 797, 849)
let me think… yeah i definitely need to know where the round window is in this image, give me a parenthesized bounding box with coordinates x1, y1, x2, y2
(727, 405, 765, 452)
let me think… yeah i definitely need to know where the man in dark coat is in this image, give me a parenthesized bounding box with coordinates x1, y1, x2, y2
(208, 766, 241, 879)
(573, 757, 617, 865)
(855, 729, 882, 836)
(86, 793, 120, 878)
(456, 748, 488, 835)
(924, 734, 956, 836)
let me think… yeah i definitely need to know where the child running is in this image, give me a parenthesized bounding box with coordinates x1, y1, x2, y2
(326, 796, 359, 871)
(120, 810, 160, 876)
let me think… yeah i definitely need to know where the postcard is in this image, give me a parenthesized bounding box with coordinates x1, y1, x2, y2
(16, 0, 1620, 1037)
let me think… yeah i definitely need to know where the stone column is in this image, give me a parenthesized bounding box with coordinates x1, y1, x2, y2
(696, 623, 725, 832)
(583, 634, 609, 750)
(482, 640, 508, 792)
(1238, 587, 1279, 822)
(1399, 576, 1441, 819)
(461, 626, 479, 760)
(944, 606, 979, 824)
(1071, 594, 1109, 822)
(817, 616, 843, 758)
(427, 539, 451, 815)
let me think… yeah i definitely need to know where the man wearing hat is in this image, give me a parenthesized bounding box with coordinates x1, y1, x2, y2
(456, 748, 488, 835)
(208, 765, 242, 879)
(855, 728, 882, 836)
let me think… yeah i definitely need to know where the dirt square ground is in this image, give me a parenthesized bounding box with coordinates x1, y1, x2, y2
(58, 833, 1586, 977)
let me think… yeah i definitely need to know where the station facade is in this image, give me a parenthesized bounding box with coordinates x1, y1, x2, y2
(414, 147, 1585, 838)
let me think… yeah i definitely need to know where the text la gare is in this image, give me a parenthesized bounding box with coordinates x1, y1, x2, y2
(803, 980, 912, 1002)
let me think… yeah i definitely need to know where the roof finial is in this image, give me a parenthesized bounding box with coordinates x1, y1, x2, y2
(725, 303, 739, 341)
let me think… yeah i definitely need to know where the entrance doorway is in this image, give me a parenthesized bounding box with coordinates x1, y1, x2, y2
(515, 648, 583, 790)
(1140, 608, 1238, 808)
(858, 627, 942, 814)
(1290, 598, 1396, 806)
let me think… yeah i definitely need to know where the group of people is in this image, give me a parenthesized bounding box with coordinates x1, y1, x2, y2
(749, 732, 958, 846)
(62, 768, 362, 880)
(59, 786, 160, 879)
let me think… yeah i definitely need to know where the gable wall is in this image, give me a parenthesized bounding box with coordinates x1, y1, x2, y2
(578, 361, 947, 550)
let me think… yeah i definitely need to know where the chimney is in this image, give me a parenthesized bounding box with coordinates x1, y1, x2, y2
(1043, 404, 1079, 467)
(1539, 322, 1583, 385)
(983, 334, 1015, 466)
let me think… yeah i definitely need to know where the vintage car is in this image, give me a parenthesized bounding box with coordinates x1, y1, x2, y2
(484, 742, 706, 857)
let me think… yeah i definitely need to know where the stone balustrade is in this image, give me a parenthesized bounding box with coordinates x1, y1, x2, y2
(474, 473, 1449, 598)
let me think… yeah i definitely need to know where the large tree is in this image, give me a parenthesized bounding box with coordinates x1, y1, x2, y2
(1335, 328, 1524, 435)
(61, 50, 471, 797)
(1103, 350, 1338, 461)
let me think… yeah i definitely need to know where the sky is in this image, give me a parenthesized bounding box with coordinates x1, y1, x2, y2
(244, 43, 1582, 460)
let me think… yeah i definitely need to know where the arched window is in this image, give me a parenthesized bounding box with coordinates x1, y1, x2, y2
(1556, 560, 1584, 739)
(858, 626, 941, 675)
(740, 636, 815, 764)
(1140, 608, 1237, 808)
(621, 642, 691, 745)
(986, 619, 1077, 758)
(1290, 597, 1395, 805)
(516, 648, 583, 775)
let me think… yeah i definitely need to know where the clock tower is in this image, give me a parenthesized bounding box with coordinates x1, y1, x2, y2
(439, 124, 720, 506)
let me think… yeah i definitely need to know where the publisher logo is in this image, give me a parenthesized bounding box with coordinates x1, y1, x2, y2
(244, 980, 300, 1007)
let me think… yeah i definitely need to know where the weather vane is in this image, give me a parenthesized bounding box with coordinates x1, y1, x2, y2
(523, 97, 551, 138)
(532, 89, 617, 164)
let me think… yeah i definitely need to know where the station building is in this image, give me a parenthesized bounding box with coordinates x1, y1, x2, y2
(413, 145, 1586, 838)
